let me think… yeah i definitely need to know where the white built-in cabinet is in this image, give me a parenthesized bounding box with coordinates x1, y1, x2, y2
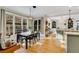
(0, 9, 29, 49)
(5, 12, 28, 42)
(0, 9, 45, 49)
(6, 14, 13, 36)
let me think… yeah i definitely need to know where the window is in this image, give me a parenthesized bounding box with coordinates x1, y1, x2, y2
(34, 20, 37, 31)
(34, 20, 41, 31)
(52, 21, 56, 28)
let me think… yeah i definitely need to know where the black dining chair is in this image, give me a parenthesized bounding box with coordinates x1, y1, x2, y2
(33, 33, 38, 43)
(28, 34, 34, 47)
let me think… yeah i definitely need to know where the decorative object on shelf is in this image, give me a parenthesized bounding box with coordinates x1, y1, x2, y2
(68, 9, 73, 29)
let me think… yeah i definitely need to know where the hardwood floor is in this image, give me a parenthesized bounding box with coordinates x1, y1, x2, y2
(0, 44, 20, 53)
(26, 34, 64, 53)
(0, 33, 64, 53)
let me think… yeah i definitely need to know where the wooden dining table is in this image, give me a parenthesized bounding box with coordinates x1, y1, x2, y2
(17, 31, 40, 49)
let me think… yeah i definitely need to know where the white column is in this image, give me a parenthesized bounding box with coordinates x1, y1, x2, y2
(44, 16, 46, 38)
(1, 9, 6, 49)
(44, 17, 46, 38)
(13, 15, 15, 35)
(50, 21, 52, 29)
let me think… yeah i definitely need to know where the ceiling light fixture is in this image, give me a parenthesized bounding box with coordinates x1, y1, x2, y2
(33, 6, 36, 8)
(28, 7, 33, 19)
(28, 6, 37, 19)
(68, 7, 73, 29)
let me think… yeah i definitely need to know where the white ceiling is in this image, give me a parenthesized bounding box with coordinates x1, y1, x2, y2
(1, 6, 79, 17)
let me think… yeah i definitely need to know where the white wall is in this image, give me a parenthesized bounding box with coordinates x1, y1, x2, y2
(49, 14, 79, 30)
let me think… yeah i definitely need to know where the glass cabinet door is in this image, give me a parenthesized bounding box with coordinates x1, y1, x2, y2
(6, 14, 13, 36)
(23, 19, 27, 32)
(15, 16, 21, 34)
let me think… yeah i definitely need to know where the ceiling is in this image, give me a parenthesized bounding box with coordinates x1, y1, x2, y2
(1, 6, 79, 17)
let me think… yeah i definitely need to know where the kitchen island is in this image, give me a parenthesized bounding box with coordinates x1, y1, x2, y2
(64, 31, 79, 53)
(56, 29, 79, 53)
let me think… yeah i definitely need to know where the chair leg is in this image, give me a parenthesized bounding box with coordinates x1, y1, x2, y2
(37, 38, 38, 42)
(29, 40, 31, 47)
(34, 38, 36, 44)
(33, 39, 35, 44)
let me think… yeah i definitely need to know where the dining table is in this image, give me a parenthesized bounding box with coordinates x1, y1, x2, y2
(17, 31, 40, 49)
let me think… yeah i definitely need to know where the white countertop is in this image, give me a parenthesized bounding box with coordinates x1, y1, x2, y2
(64, 32, 79, 35)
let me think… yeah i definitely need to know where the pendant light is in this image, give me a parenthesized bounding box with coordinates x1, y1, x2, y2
(28, 6, 36, 19)
(68, 7, 73, 29)
(68, 8, 72, 20)
(28, 7, 32, 19)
